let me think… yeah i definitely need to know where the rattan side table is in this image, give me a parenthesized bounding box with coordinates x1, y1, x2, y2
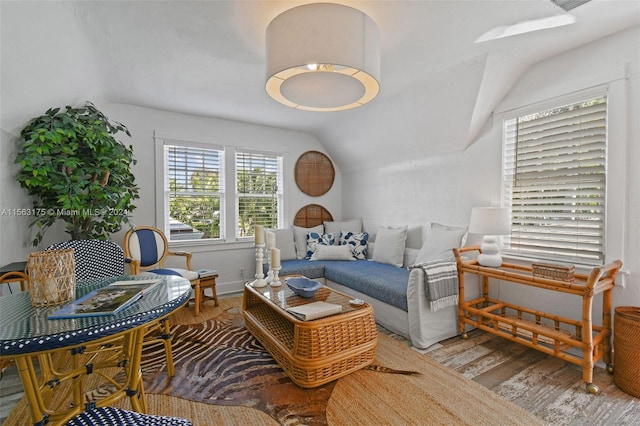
(191, 272, 218, 315)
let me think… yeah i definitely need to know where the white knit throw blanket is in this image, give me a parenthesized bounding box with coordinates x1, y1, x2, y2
(410, 260, 459, 312)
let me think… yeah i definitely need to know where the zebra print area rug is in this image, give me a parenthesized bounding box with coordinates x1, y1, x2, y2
(140, 308, 407, 425)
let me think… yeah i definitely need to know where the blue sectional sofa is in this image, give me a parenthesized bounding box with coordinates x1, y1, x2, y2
(278, 258, 410, 311)
(263, 221, 470, 349)
(271, 246, 460, 349)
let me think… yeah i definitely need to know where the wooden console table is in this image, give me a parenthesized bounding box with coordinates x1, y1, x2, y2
(453, 246, 622, 394)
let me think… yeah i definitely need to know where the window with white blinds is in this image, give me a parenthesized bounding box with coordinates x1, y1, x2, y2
(502, 96, 607, 265)
(165, 145, 224, 241)
(236, 150, 283, 238)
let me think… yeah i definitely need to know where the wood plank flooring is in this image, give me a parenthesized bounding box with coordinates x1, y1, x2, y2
(2, 310, 638, 425)
(418, 329, 640, 426)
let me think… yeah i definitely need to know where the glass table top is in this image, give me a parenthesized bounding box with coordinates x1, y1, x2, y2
(0, 275, 191, 356)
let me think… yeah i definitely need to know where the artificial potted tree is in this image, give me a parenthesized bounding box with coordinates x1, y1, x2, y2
(15, 102, 140, 246)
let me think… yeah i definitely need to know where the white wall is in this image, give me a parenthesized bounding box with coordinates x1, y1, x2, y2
(343, 27, 640, 322)
(0, 103, 341, 295)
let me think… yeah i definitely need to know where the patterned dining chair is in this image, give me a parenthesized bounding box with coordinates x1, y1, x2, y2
(122, 226, 199, 283)
(45, 240, 176, 377)
(47, 239, 136, 280)
(0, 271, 28, 293)
(124, 226, 207, 315)
(66, 406, 192, 425)
(0, 270, 29, 377)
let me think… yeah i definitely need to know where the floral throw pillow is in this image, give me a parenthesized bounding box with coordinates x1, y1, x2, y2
(340, 231, 369, 260)
(306, 232, 335, 259)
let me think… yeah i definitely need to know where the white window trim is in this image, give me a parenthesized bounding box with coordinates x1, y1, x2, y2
(493, 64, 636, 271)
(496, 81, 627, 267)
(233, 147, 285, 241)
(494, 83, 629, 267)
(153, 131, 288, 248)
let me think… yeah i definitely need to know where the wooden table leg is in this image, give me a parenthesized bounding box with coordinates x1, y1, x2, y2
(202, 276, 218, 307)
(458, 270, 466, 336)
(192, 280, 201, 316)
(602, 287, 613, 368)
(15, 356, 48, 425)
(127, 327, 148, 413)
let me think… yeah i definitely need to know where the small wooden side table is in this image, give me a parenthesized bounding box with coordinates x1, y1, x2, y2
(191, 272, 218, 315)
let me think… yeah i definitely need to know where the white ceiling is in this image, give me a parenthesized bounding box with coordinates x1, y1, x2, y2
(1, 1, 639, 172)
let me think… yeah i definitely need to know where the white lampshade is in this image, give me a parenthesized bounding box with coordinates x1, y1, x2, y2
(468, 207, 511, 268)
(469, 207, 511, 236)
(265, 3, 380, 112)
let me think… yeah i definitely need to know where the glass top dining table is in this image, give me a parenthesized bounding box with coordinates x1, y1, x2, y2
(0, 274, 191, 425)
(0, 275, 191, 356)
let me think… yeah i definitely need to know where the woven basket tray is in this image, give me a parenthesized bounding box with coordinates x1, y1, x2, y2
(532, 262, 575, 282)
(27, 248, 76, 307)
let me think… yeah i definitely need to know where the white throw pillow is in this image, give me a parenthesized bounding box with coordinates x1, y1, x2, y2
(310, 244, 355, 261)
(267, 227, 297, 261)
(324, 218, 362, 235)
(293, 224, 323, 259)
(415, 223, 467, 264)
(372, 226, 408, 267)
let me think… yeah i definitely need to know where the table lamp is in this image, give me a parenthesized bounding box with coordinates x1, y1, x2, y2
(468, 207, 511, 267)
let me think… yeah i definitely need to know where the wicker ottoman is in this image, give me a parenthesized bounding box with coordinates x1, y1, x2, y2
(242, 282, 378, 388)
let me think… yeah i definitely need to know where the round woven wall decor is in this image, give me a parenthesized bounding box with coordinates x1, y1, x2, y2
(294, 151, 335, 197)
(293, 204, 333, 228)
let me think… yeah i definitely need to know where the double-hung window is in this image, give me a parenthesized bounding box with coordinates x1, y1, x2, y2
(157, 135, 284, 243)
(236, 150, 283, 238)
(164, 143, 224, 241)
(502, 95, 607, 265)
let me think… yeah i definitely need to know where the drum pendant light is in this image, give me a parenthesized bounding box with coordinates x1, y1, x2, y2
(265, 3, 380, 112)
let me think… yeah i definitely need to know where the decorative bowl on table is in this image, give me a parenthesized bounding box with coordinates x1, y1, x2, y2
(285, 277, 323, 298)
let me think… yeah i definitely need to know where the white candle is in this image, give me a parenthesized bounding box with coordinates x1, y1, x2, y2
(266, 231, 276, 250)
(254, 225, 265, 245)
(270, 248, 281, 268)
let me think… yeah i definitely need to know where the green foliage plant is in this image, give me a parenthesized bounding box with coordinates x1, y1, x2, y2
(15, 102, 140, 246)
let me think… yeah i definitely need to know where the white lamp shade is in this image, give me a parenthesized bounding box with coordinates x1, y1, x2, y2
(265, 3, 380, 112)
(468, 207, 511, 235)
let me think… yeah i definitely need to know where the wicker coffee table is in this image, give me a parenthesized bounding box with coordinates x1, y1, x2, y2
(242, 281, 378, 388)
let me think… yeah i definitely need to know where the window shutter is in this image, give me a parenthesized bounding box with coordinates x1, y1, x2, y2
(236, 150, 283, 238)
(165, 145, 224, 240)
(503, 97, 607, 264)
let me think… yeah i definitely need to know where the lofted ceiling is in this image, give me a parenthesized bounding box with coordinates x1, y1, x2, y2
(1, 1, 639, 172)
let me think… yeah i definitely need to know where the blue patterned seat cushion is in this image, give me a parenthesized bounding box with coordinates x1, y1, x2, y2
(278, 259, 409, 311)
(66, 406, 192, 425)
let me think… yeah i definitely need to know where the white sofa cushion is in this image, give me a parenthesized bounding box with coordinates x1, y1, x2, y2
(324, 218, 362, 235)
(372, 225, 408, 267)
(415, 223, 467, 263)
(267, 227, 297, 261)
(310, 244, 355, 261)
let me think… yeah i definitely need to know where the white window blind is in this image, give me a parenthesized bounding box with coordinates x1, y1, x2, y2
(165, 145, 224, 241)
(236, 150, 283, 238)
(503, 96, 607, 265)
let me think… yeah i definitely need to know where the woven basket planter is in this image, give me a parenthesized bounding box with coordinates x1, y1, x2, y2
(614, 306, 640, 398)
(26, 248, 76, 307)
